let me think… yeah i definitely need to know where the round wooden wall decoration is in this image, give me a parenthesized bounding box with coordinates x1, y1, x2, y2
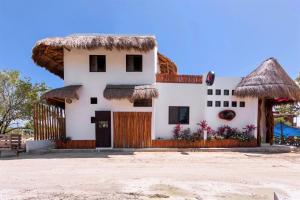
(218, 110, 236, 121)
(206, 71, 215, 86)
(66, 98, 72, 104)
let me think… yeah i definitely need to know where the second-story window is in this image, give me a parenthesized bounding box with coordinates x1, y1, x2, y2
(90, 55, 106, 72)
(126, 55, 142, 72)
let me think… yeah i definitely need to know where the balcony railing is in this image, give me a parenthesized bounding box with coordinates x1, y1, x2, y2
(156, 74, 202, 84)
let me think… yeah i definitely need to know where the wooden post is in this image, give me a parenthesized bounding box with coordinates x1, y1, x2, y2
(265, 99, 274, 145)
(257, 99, 262, 146)
(33, 104, 37, 140)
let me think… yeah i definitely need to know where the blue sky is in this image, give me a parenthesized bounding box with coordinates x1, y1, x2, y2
(0, 0, 299, 88)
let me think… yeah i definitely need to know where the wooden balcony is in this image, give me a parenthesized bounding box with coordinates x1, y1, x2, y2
(156, 74, 202, 84)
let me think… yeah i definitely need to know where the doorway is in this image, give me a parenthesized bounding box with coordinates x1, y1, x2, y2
(95, 111, 111, 148)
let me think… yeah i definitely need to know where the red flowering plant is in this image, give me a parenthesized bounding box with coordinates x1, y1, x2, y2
(240, 124, 256, 141)
(198, 120, 208, 130)
(192, 120, 208, 140)
(217, 125, 240, 139)
(172, 123, 182, 140)
(243, 124, 256, 135)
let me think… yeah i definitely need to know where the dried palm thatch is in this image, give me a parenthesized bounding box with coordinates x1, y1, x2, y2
(132, 85, 159, 100)
(103, 84, 158, 102)
(235, 58, 300, 101)
(158, 52, 177, 74)
(42, 85, 82, 100)
(32, 34, 157, 78)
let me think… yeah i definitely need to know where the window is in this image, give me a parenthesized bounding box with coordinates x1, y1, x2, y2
(232, 90, 235, 95)
(232, 101, 237, 107)
(90, 97, 97, 104)
(89, 55, 106, 72)
(223, 101, 229, 107)
(216, 89, 221, 95)
(133, 99, 152, 107)
(224, 90, 229, 95)
(240, 101, 246, 107)
(91, 117, 95, 123)
(207, 89, 213, 95)
(169, 106, 189, 124)
(215, 101, 221, 107)
(126, 55, 142, 72)
(207, 101, 213, 107)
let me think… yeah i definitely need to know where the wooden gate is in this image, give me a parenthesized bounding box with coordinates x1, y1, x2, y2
(33, 103, 65, 140)
(113, 112, 152, 148)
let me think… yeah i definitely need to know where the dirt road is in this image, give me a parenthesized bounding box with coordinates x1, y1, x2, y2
(0, 151, 299, 200)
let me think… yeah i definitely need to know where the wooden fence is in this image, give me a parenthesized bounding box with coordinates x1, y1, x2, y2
(0, 134, 22, 150)
(33, 103, 65, 140)
(156, 74, 202, 84)
(113, 112, 152, 148)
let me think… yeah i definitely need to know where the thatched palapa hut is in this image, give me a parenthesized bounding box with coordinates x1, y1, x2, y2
(234, 58, 300, 145)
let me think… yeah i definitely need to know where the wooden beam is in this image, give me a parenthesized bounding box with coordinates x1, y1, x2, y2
(257, 99, 262, 146)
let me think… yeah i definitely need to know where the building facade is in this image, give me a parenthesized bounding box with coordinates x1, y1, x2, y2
(32, 35, 260, 148)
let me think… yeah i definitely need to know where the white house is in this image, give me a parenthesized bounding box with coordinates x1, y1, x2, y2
(32, 34, 300, 148)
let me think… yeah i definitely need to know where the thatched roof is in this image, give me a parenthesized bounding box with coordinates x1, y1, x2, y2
(158, 52, 177, 74)
(235, 58, 300, 101)
(32, 34, 177, 78)
(42, 85, 82, 100)
(103, 84, 158, 102)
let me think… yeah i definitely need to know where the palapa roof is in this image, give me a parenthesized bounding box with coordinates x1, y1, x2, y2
(42, 85, 82, 100)
(158, 52, 177, 74)
(32, 34, 177, 78)
(235, 58, 300, 101)
(103, 84, 158, 102)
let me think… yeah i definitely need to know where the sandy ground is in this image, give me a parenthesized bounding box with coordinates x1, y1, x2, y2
(0, 151, 300, 200)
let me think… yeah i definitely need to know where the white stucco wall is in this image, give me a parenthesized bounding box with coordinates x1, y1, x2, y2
(64, 48, 157, 140)
(204, 77, 258, 138)
(154, 77, 258, 139)
(154, 83, 206, 139)
(63, 47, 258, 142)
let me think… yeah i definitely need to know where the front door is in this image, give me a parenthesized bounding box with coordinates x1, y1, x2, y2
(95, 111, 111, 148)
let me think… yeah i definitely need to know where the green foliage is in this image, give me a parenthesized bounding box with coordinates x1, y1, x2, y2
(274, 75, 300, 117)
(0, 70, 48, 134)
(274, 135, 300, 146)
(274, 117, 292, 126)
(172, 123, 256, 142)
(275, 104, 300, 116)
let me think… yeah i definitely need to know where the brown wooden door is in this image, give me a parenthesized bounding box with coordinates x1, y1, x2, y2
(113, 112, 152, 148)
(95, 111, 111, 147)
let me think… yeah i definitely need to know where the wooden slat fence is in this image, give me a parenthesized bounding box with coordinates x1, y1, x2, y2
(0, 134, 21, 150)
(33, 103, 65, 140)
(156, 74, 202, 84)
(113, 112, 152, 148)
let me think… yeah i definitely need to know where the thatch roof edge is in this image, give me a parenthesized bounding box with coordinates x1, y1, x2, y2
(42, 85, 82, 100)
(103, 84, 158, 102)
(235, 58, 300, 101)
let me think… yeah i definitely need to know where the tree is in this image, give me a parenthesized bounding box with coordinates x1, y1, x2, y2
(274, 73, 300, 117)
(0, 70, 47, 134)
